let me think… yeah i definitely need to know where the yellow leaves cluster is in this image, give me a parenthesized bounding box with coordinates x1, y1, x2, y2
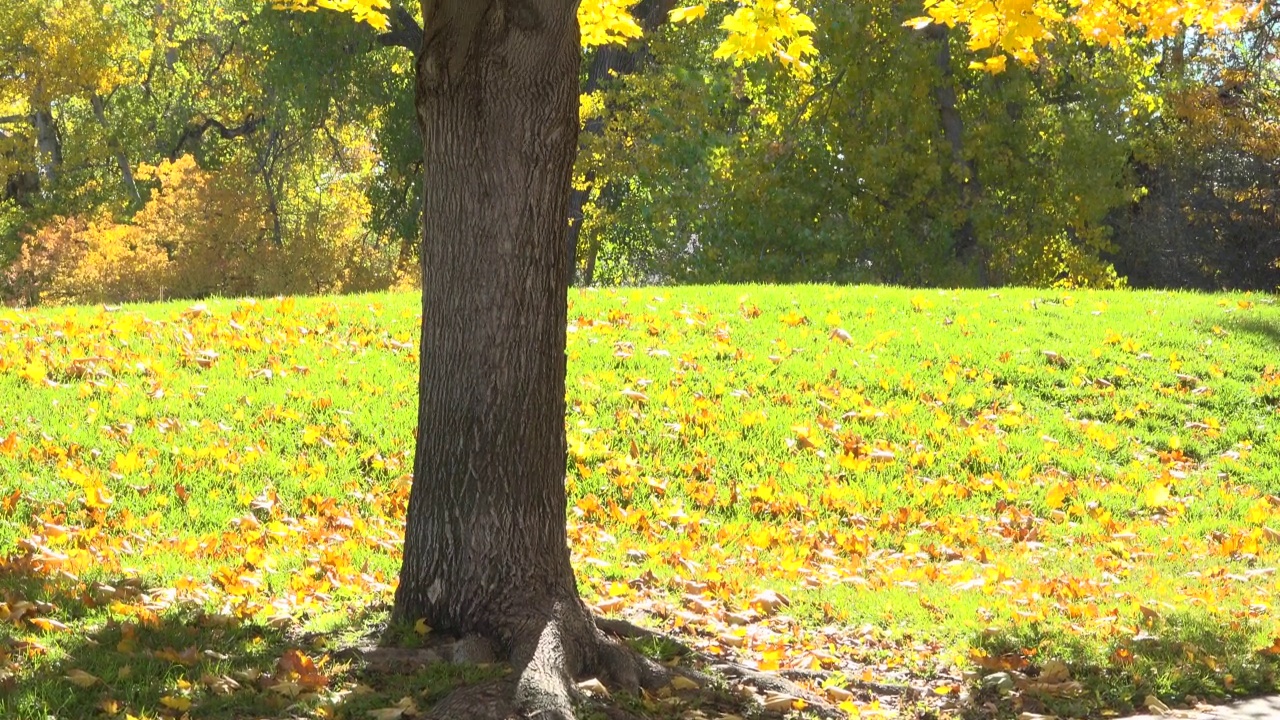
(908, 0, 1254, 72)
(714, 0, 818, 74)
(668, 1, 818, 74)
(11, 154, 400, 305)
(281, 0, 817, 74)
(580, 0, 644, 47)
(271, 0, 390, 29)
(0, 0, 137, 106)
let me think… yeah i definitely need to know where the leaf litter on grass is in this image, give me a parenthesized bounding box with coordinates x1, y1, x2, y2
(0, 286, 1278, 718)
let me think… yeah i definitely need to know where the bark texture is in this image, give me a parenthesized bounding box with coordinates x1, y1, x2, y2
(393, 7, 684, 717)
(395, 0, 588, 656)
(90, 95, 143, 207)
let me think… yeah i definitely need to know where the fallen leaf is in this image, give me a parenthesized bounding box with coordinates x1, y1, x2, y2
(160, 695, 192, 711)
(65, 669, 100, 687)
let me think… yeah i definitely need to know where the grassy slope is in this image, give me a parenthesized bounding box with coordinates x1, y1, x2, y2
(0, 285, 1277, 719)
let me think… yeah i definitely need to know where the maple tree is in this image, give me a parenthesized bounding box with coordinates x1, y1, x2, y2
(263, 0, 1259, 718)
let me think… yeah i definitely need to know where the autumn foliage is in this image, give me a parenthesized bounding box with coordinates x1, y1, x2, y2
(0, 286, 1277, 718)
(3, 156, 407, 305)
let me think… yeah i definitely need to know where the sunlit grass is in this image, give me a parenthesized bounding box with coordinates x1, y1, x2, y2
(1, 285, 1278, 718)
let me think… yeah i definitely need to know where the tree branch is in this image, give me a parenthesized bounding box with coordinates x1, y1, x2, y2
(171, 114, 262, 159)
(376, 3, 424, 51)
(0, 115, 28, 125)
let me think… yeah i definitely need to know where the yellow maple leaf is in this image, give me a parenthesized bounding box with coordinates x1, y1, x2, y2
(84, 480, 115, 510)
(1045, 481, 1072, 509)
(66, 669, 100, 688)
(160, 695, 193, 711)
(1142, 482, 1170, 508)
(670, 4, 707, 22)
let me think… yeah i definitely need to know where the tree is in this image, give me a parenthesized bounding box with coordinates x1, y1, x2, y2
(245, 0, 1263, 716)
(394, 1, 614, 716)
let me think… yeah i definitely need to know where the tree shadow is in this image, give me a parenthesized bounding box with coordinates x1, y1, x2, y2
(1, 568, 300, 719)
(967, 612, 1280, 719)
(1228, 316, 1280, 350)
(0, 566, 481, 719)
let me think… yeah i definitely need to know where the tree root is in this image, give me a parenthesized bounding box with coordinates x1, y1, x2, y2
(383, 610, 858, 719)
(595, 616, 859, 719)
(417, 604, 680, 720)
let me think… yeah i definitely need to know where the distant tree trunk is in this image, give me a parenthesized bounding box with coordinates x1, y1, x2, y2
(924, 24, 987, 282)
(567, 0, 675, 285)
(393, 0, 599, 693)
(32, 99, 62, 188)
(90, 95, 143, 207)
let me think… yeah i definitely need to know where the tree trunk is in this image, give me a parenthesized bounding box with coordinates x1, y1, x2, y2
(91, 95, 143, 207)
(32, 99, 62, 187)
(924, 24, 987, 282)
(394, 0, 592, 664)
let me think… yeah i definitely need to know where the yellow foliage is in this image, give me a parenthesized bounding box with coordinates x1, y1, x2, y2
(580, 0, 644, 47)
(0, 0, 138, 104)
(271, 0, 391, 30)
(912, 0, 1254, 72)
(132, 155, 269, 299)
(6, 155, 403, 305)
(713, 0, 818, 74)
(3, 215, 169, 306)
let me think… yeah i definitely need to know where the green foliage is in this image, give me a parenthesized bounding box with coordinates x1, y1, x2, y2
(575, 0, 1153, 287)
(1, 0, 419, 302)
(2, 0, 1278, 294)
(1109, 24, 1280, 291)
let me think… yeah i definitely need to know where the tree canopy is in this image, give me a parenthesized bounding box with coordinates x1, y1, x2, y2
(1, 0, 1276, 299)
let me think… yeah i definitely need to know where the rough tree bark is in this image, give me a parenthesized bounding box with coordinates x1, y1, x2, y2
(392, 2, 652, 717)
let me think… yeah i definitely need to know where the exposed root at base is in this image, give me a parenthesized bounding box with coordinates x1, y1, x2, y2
(418, 609, 677, 720)
(399, 612, 851, 719)
(596, 616, 849, 719)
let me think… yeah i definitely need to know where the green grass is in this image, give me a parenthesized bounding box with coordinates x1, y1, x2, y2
(1, 285, 1278, 718)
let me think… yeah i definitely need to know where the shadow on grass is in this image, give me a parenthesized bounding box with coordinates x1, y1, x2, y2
(1229, 316, 1280, 350)
(0, 568, 487, 719)
(967, 612, 1280, 719)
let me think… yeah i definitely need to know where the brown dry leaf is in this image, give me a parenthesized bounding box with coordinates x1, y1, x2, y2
(278, 648, 329, 690)
(761, 693, 798, 712)
(1039, 659, 1071, 684)
(270, 679, 303, 698)
(1042, 350, 1068, 367)
(65, 669, 100, 687)
(577, 677, 610, 698)
(825, 686, 853, 702)
(201, 673, 241, 695)
(1145, 695, 1171, 715)
(668, 675, 699, 691)
(749, 589, 790, 615)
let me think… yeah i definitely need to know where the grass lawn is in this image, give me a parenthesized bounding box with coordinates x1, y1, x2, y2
(1, 285, 1278, 719)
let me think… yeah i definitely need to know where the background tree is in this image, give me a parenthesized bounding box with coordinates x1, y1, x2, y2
(0, 0, 419, 302)
(1108, 4, 1280, 290)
